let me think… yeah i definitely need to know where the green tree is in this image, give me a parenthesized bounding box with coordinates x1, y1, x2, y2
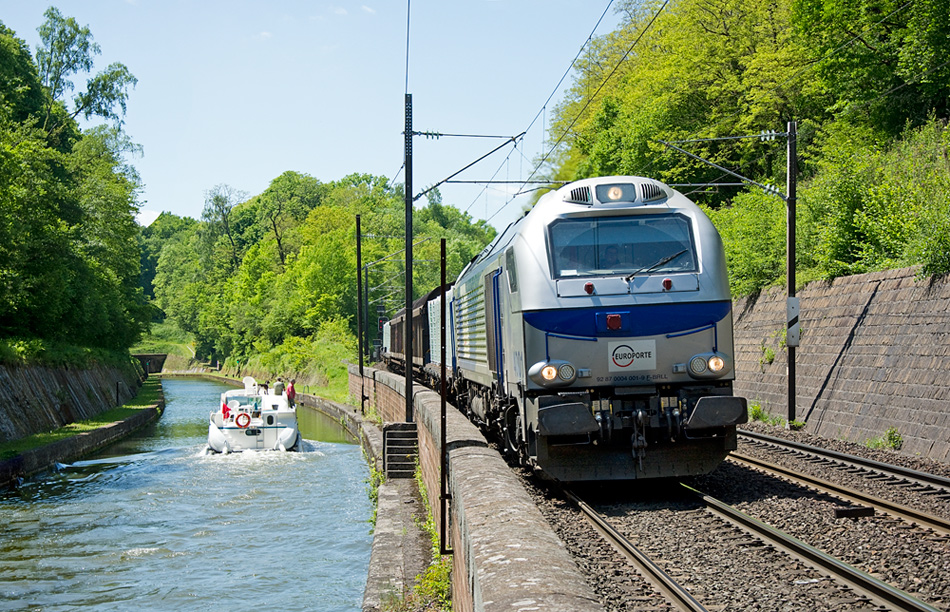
(551, 0, 808, 195)
(35, 7, 137, 134)
(139, 212, 198, 301)
(793, 0, 950, 135)
(201, 183, 248, 274)
(257, 170, 325, 267)
(0, 22, 45, 122)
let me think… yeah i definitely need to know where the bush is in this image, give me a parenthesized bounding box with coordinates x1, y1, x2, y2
(867, 427, 903, 451)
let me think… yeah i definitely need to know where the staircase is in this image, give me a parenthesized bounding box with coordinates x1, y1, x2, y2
(383, 422, 418, 479)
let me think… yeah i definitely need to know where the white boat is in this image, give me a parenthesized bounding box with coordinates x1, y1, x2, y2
(207, 377, 300, 453)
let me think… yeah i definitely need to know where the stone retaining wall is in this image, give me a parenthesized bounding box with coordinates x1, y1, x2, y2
(0, 386, 164, 488)
(349, 364, 603, 612)
(733, 266, 950, 461)
(0, 363, 142, 444)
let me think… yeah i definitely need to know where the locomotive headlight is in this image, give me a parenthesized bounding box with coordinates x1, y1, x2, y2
(529, 360, 579, 387)
(686, 352, 731, 379)
(607, 186, 624, 201)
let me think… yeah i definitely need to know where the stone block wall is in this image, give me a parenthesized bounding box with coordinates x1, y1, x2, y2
(0, 363, 142, 444)
(733, 266, 950, 461)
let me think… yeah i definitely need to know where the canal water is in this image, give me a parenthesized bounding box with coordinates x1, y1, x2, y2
(0, 378, 373, 612)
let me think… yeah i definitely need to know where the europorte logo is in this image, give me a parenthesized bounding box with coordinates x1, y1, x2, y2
(608, 340, 657, 372)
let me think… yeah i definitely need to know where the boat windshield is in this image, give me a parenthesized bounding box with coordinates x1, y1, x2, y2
(225, 395, 262, 411)
(550, 214, 696, 278)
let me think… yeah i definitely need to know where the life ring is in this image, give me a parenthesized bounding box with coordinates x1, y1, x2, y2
(235, 413, 251, 428)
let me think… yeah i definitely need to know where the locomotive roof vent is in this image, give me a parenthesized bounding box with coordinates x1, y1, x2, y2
(640, 182, 666, 202)
(565, 185, 593, 204)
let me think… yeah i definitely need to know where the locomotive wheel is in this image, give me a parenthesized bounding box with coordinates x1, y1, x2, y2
(503, 404, 528, 466)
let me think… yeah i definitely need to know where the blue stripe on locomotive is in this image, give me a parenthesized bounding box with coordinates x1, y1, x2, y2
(522, 300, 732, 338)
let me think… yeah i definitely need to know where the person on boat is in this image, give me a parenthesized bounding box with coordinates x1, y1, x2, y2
(287, 378, 297, 408)
(287, 379, 296, 407)
(273, 377, 285, 396)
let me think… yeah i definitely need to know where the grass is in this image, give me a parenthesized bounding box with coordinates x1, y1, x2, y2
(866, 426, 903, 451)
(0, 377, 163, 461)
(365, 462, 386, 531)
(129, 321, 196, 358)
(748, 402, 805, 430)
(378, 462, 452, 612)
(0, 338, 139, 373)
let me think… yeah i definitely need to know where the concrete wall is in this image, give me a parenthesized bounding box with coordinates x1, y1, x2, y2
(0, 363, 142, 444)
(733, 266, 950, 461)
(350, 364, 603, 612)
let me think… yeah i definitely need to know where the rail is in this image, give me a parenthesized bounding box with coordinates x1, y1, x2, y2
(729, 452, 950, 536)
(739, 430, 950, 492)
(683, 484, 943, 612)
(563, 488, 709, 612)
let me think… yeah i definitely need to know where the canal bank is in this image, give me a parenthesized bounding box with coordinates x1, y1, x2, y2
(0, 368, 434, 611)
(0, 377, 164, 488)
(0, 361, 143, 443)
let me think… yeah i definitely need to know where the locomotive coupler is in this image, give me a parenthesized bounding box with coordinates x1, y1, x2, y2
(631, 412, 647, 471)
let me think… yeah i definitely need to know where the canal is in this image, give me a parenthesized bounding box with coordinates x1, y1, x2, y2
(0, 378, 373, 611)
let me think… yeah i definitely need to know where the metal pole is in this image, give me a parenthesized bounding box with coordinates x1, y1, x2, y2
(364, 265, 370, 361)
(439, 238, 452, 555)
(786, 121, 798, 425)
(404, 93, 414, 423)
(356, 215, 365, 414)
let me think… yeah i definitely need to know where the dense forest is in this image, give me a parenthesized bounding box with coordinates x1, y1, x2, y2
(0, 9, 143, 360)
(549, 0, 950, 295)
(2, 1, 949, 397)
(139, 175, 494, 396)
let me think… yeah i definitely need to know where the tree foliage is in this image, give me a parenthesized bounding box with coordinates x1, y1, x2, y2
(545, 0, 950, 295)
(35, 7, 137, 133)
(150, 173, 495, 368)
(0, 13, 145, 350)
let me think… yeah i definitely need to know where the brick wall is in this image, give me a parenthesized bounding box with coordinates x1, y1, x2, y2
(348, 364, 603, 611)
(733, 266, 950, 461)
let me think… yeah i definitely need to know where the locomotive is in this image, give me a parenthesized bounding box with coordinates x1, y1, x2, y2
(383, 176, 747, 481)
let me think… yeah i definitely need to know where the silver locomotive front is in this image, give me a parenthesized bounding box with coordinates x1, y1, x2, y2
(454, 176, 746, 481)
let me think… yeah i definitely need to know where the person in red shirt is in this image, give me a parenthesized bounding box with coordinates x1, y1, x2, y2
(287, 379, 297, 407)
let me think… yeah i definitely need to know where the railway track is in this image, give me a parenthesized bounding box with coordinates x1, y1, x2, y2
(683, 484, 943, 612)
(563, 484, 944, 612)
(739, 430, 950, 498)
(562, 488, 708, 612)
(728, 450, 950, 536)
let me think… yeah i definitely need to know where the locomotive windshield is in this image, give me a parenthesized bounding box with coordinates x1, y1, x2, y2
(550, 214, 696, 278)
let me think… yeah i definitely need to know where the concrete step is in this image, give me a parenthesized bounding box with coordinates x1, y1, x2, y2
(383, 422, 419, 479)
(386, 469, 415, 479)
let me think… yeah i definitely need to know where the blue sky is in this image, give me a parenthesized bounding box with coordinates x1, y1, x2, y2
(2, 1, 622, 230)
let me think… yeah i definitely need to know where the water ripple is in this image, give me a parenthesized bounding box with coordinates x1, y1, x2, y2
(0, 378, 372, 612)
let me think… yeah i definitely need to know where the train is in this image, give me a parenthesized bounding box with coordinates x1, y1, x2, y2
(382, 175, 747, 482)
